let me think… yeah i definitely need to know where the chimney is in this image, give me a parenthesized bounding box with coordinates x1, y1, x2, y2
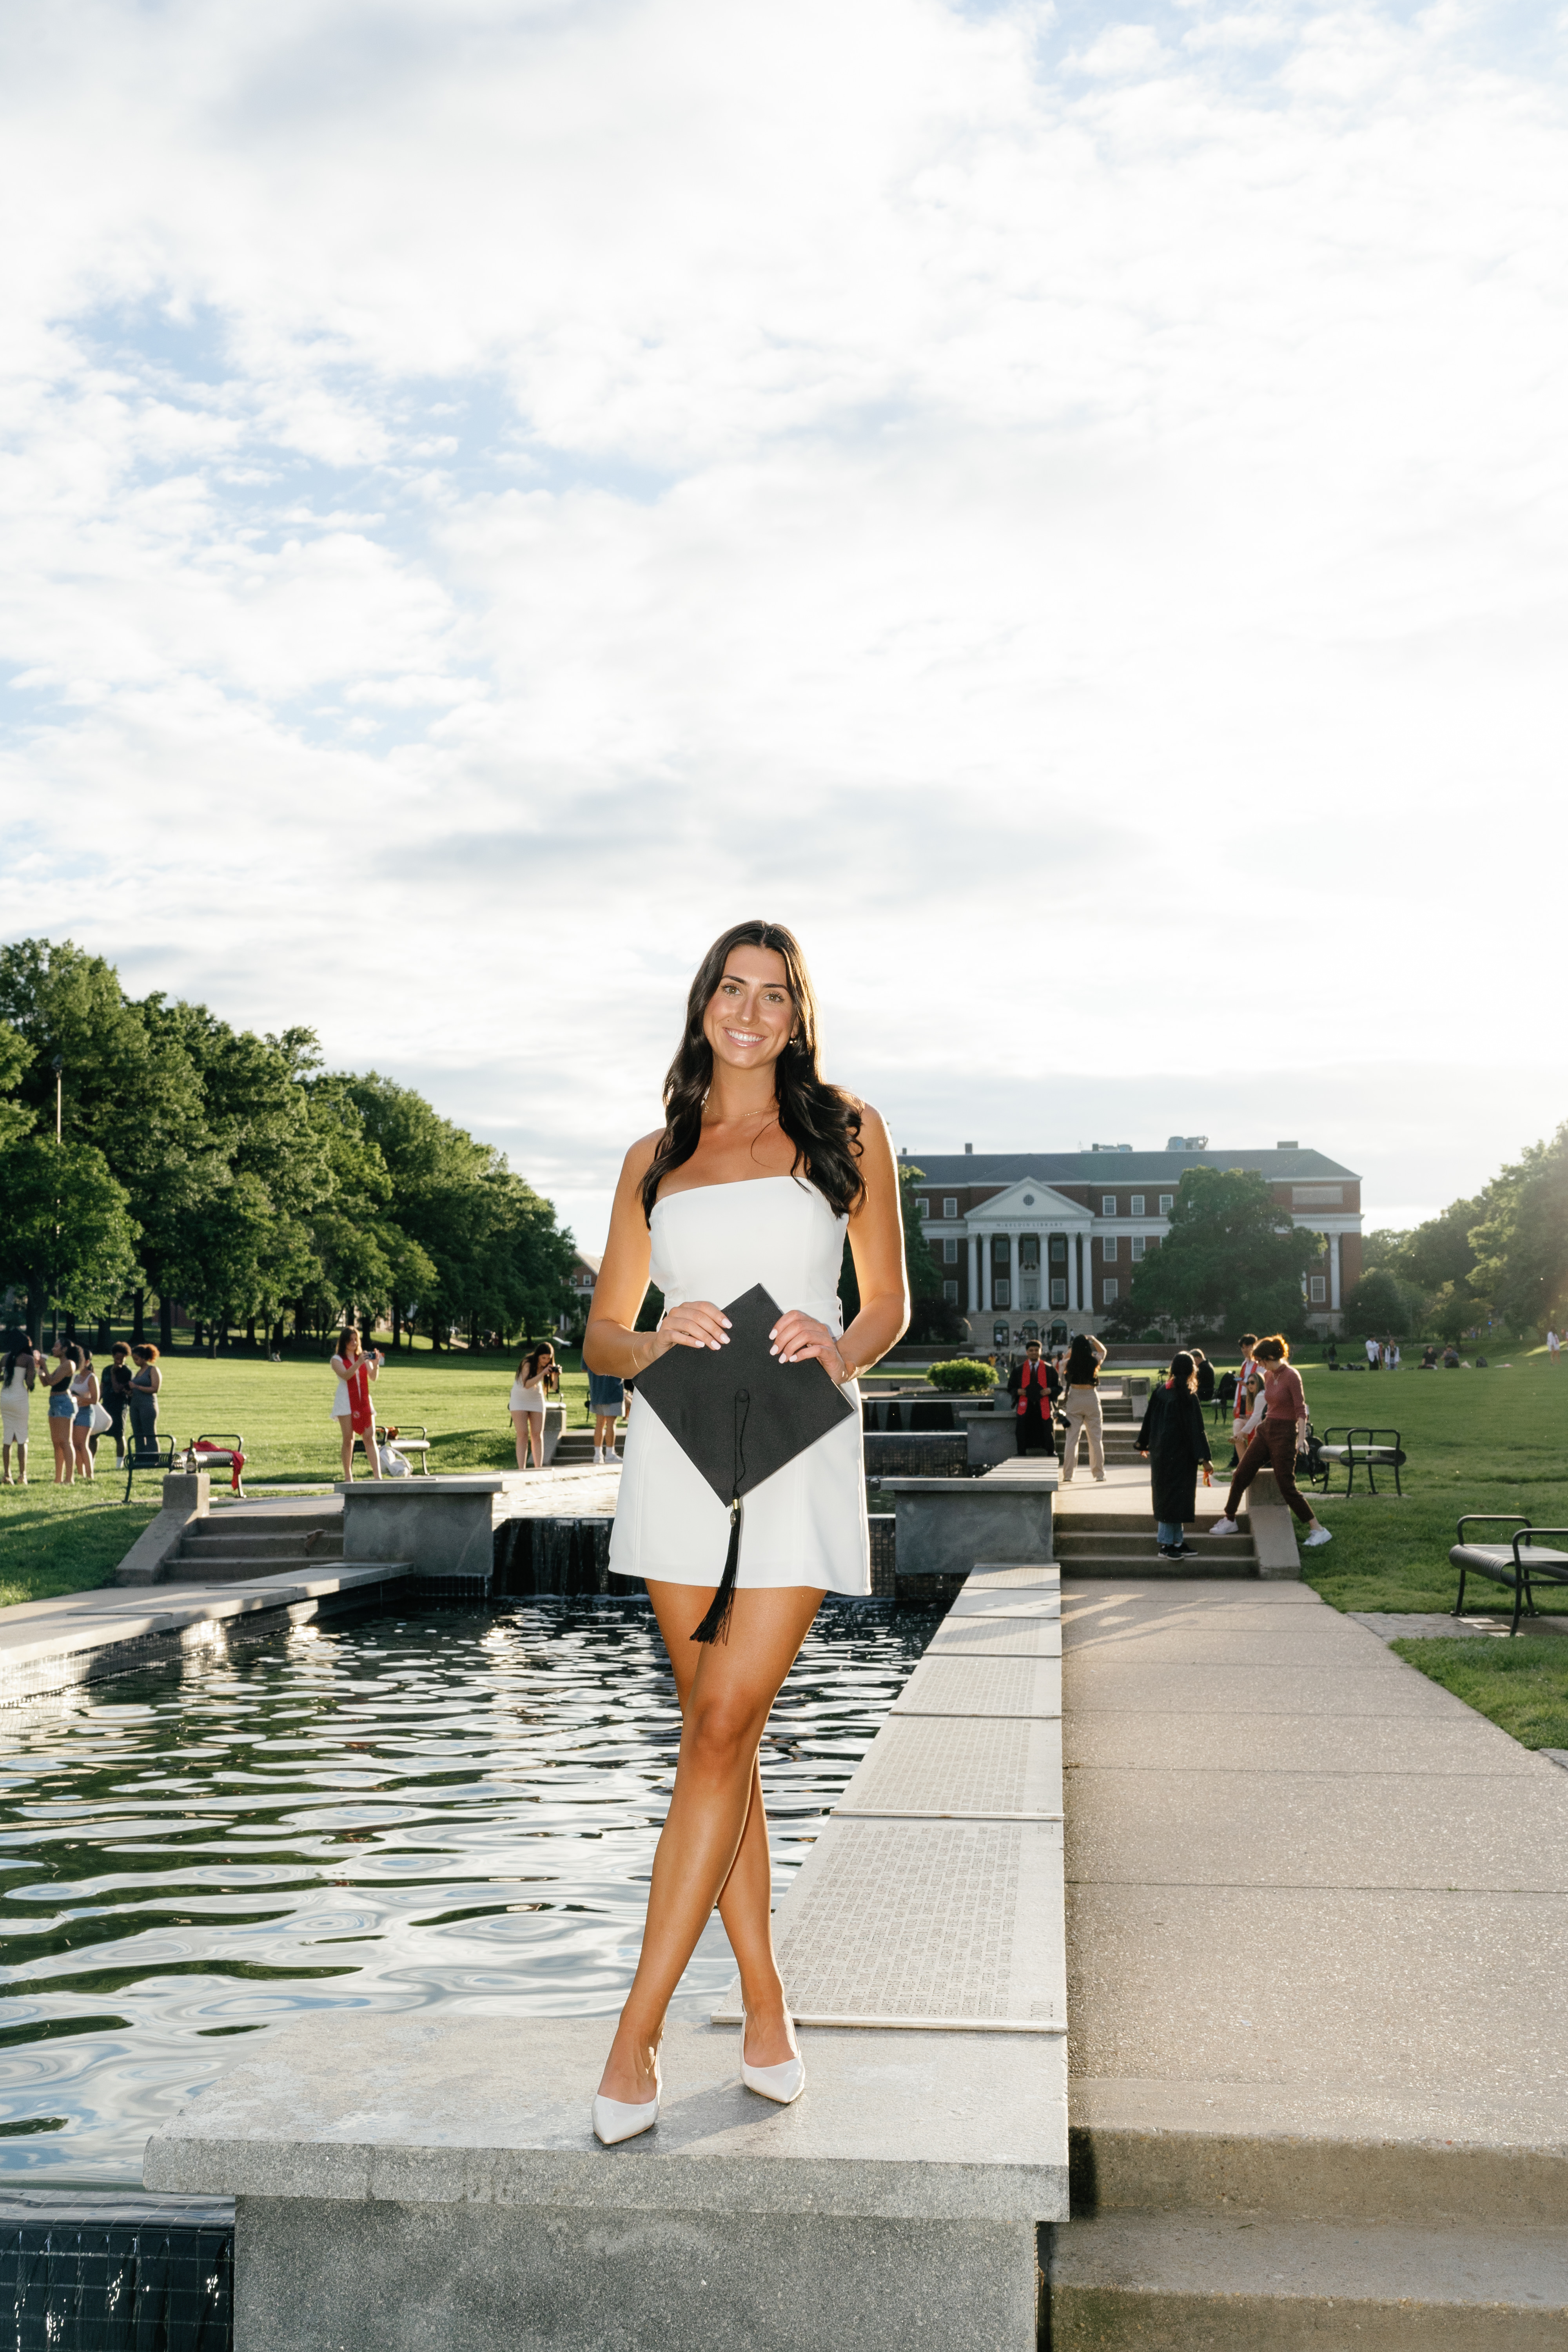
(1277, 1140, 1298, 1149)
(964, 1142, 973, 1154)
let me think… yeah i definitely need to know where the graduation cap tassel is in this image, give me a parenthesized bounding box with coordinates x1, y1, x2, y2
(692, 1389, 750, 1646)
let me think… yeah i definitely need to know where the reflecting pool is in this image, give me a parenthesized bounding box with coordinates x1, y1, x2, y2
(0, 1599, 927, 2181)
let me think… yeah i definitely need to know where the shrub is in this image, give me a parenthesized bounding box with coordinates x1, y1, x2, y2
(926, 1358, 997, 1393)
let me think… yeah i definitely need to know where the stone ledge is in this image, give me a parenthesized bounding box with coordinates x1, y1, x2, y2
(145, 2014, 1067, 2223)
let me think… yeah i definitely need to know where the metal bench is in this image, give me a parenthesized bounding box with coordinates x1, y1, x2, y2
(1449, 1517, 1568, 1637)
(122, 1434, 178, 1503)
(1313, 1425, 1406, 1497)
(352, 1420, 432, 1474)
(185, 1433, 247, 1497)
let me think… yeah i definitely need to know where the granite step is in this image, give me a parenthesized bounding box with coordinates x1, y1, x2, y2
(162, 1552, 342, 1583)
(179, 1528, 343, 1562)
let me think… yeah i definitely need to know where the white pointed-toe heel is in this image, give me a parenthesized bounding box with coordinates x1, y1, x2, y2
(593, 2054, 661, 2146)
(741, 2013, 805, 2106)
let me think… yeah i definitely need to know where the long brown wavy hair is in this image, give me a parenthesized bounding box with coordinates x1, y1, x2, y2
(640, 921, 866, 1223)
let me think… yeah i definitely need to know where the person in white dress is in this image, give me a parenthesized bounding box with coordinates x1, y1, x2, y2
(1, 1341, 41, 1485)
(508, 1343, 558, 1469)
(583, 921, 908, 2145)
(329, 1328, 384, 1480)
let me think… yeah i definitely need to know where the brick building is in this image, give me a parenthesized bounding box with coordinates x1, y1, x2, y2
(904, 1142, 1363, 1348)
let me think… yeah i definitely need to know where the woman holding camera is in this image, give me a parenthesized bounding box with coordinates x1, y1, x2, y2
(330, 1328, 384, 1480)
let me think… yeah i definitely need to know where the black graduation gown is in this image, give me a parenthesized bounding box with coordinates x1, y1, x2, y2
(1137, 1383, 1212, 1524)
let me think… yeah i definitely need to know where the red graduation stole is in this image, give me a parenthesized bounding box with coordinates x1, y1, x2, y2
(346, 1358, 374, 1435)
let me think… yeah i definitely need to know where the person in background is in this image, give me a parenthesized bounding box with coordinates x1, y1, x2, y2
(509, 1342, 558, 1470)
(1365, 1334, 1380, 1370)
(1325, 1339, 1339, 1368)
(1387, 1339, 1401, 1372)
(1547, 1328, 1561, 1368)
(128, 1345, 163, 1463)
(1008, 1338, 1055, 1457)
(1229, 1334, 1261, 1468)
(588, 1366, 625, 1466)
(102, 1342, 134, 1466)
(1138, 1350, 1212, 1558)
(1189, 1347, 1216, 1406)
(44, 1342, 80, 1483)
(330, 1329, 383, 1481)
(69, 1347, 100, 1482)
(1212, 1335, 1332, 1549)
(1, 1338, 41, 1485)
(1442, 1344, 1460, 1368)
(1059, 1331, 1108, 1483)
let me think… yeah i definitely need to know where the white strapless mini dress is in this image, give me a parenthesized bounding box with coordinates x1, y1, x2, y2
(608, 1176, 869, 1595)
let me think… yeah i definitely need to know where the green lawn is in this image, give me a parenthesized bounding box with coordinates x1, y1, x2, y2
(1389, 1638, 1568, 1751)
(0, 1342, 590, 1608)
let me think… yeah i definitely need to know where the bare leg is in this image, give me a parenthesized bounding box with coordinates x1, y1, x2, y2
(72, 1425, 94, 1482)
(525, 1411, 544, 1469)
(17, 1441, 26, 1485)
(511, 1410, 530, 1469)
(338, 1417, 356, 1480)
(597, 1582, 823, 2105)
(2, 1442, 11, 1483)
(51, 1420, 74, 1484)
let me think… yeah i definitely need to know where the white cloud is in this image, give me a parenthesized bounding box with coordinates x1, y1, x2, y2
(0, 0, 1565, 1248)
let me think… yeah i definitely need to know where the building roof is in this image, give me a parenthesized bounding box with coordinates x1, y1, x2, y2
(902, 1149, 1358, 1185)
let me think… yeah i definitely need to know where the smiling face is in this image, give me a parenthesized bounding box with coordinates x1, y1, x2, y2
(700, 944, 796, 1078)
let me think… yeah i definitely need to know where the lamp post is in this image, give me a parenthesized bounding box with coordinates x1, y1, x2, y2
(49, 1055, 63, 1346)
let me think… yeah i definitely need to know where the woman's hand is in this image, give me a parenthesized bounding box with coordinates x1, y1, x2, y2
(769, 1310, 849, 1381)
(655, 1301, 732, 1354)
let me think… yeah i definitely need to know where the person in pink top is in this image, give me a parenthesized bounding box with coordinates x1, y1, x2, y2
(1210, 1334, 1331, 1548)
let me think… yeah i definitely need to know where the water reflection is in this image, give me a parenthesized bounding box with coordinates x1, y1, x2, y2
(0, 1599, 927, 2179)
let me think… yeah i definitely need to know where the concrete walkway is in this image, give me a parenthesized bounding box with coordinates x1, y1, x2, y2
(1055, 1575, 1568, 2340)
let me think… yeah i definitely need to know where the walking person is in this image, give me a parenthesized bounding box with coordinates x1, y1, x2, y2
(1229, 1334, 1262, 1468)
(509, 1343, 559, 1470)
(1212, 1335, 1332, 1549)
(1008, 1337, 1055, 1456)
(330, 1329, 383, 1481)
(44, 1343, 79, 1483)
(1, 1339, 41, 1485)
(1547, 1328, 1561, 1368)
(1138, 1351, 1212, 1557)
(102, 1343, 134, 1465)
(583, 919, 907, 2144)
(1059, 1332, 1108, 1483)
(588, 1366, 625, 1465)
(69, 1347, 101, 1483)
(128, 1345, 163, 1465)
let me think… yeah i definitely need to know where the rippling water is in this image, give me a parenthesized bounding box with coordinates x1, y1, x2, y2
(0, 1598, 928, 2181)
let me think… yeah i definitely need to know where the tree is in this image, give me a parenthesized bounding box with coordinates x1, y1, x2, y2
(1468, 1123, 1568, 1333)
(0, 1135, 140, 1338)
(1120, 1166, 1320, 1338)
(0, 1023, 34, 1153)
(837, 1160, 953, 1339)
(1341, 1267, 1415, 1338)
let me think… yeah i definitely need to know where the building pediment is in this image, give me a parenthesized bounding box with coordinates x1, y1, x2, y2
(964, 1179, 1090, 1228)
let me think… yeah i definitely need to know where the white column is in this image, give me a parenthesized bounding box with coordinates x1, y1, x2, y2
(1067, 1231, 1079, 1314)
(969, 1233, 980, 1313)
(1330, 1231, 1342, 1310)
(1008, 1232, 1020, 1318)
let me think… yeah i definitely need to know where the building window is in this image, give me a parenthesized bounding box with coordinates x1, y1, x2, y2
(942, 1237, 958, 1265)
(1101, 1194, 1116, 1215)
(1019, 1235, 1040, 1270)
(1050, 1279, 1067, 1307)
(1049, 1235, 1067, 1264)
(919, 1198, 929, 1218)
(1293, 1186, 1343, 1207)
(943, 1280, 960, 1305)
(993, 1278, 1011, 1309)
(1131, 1237, 1145, 1262)
(942, 1197, 958, 1218)
(1158, 1194, 1173, 1213)
(1310, 1275, 1327, 1303)
(1102, 1279, 1119, 1305)
(1130, 1194, 1145, 1216)
(1022, 1281, 1039, 1308)
(1102, 1236, 1118, 1262)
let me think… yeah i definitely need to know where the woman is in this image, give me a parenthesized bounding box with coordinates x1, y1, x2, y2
(1212, 1335, 1332, 1548)
(1059, 1331, 1108, 1482)
(583, 920, 906, 2145)
(587, 1364, 624, 1466)
(102, 1342, 134, 1466)
(1229, 1333, 1261, 1467)
(1189, 1346, 1216, 1406)
(1, 1339, 40, 1485)
(69, 1347, 100, 1483)
(508, 1344, 558, 1470)
(1138, 1351, 1212, 1557)
(330, 1329, 383, 1481)
(128, 1345, 163, 1465)
(44, 1342, 79, 1483)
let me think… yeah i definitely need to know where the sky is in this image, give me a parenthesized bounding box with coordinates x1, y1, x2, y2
(2, 0, 1564, 1257)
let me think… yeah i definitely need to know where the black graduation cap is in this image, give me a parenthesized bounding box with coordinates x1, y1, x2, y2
(634, 1281, 855, 1645)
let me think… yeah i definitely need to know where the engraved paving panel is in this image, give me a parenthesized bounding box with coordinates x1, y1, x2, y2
(755, 1819, 1065, 2024)
(892, 1654, 1062, 1720)
(835, 1713, 1061, 1819)
(928, 1617, 1063, 1660)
